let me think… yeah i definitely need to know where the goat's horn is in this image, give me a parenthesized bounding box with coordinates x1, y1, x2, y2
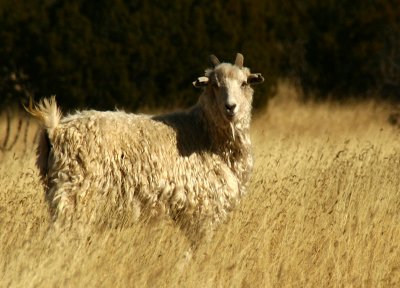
(209, 54, 220, 67)
(235, 53, 244, 68)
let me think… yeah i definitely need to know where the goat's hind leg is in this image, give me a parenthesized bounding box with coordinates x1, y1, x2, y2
(46, 180, 77, 227)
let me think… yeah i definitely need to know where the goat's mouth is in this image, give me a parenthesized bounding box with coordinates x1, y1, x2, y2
(225, 111, 235, 119)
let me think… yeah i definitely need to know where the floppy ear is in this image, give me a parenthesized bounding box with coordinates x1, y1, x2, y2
(192, 76, 209, 88)
(247, 73, 264, 85)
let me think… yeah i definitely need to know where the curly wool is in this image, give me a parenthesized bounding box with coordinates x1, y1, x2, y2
(29, 54, 263, 234)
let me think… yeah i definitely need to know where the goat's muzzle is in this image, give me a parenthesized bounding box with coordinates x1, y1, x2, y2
(225, 103, 237, 119)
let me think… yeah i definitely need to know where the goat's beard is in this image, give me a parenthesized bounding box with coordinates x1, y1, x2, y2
(229, 122, 236, 140)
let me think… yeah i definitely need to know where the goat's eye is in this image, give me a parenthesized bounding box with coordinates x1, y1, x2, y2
(241, 81, 248, 87)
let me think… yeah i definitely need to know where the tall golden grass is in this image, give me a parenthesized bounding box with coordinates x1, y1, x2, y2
(1, 85, 399, 287)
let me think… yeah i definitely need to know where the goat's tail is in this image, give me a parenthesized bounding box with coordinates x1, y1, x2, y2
(25, 96, 61, 134)
(25, 96, 61, 181)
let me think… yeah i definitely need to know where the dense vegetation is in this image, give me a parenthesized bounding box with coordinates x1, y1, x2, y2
(1, 95, 400, 287)
(0, 0, 399, 111)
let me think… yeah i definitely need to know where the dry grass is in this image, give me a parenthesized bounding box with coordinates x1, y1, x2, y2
(1, 85, 400, 287)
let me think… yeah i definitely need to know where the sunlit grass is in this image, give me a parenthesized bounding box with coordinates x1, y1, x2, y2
(1, 86, 399, 287)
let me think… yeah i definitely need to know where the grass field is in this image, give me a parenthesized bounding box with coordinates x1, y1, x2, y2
(1, 86, 400, 287)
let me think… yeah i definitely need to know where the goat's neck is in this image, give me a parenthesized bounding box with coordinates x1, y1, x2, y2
(214, 121, 252, 181)
(194, 105, 253, 183)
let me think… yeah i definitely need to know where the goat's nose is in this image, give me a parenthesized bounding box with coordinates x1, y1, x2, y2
(225, 103, 237, 113)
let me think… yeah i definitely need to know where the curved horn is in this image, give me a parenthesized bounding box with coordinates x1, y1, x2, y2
(209, 54, 220, 67)
(235, 53, 244, 68)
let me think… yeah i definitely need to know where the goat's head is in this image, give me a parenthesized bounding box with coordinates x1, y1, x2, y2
(193, 53, 264, 128)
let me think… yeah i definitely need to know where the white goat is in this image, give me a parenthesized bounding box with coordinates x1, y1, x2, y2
(27, 53, 264, 237)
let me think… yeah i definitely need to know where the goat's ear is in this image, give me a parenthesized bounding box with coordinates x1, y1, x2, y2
(247, 73, 264, 85)
(193, 76, 209, 88)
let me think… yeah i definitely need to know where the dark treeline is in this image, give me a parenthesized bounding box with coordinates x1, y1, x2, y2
(0, 0, 399, 111)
